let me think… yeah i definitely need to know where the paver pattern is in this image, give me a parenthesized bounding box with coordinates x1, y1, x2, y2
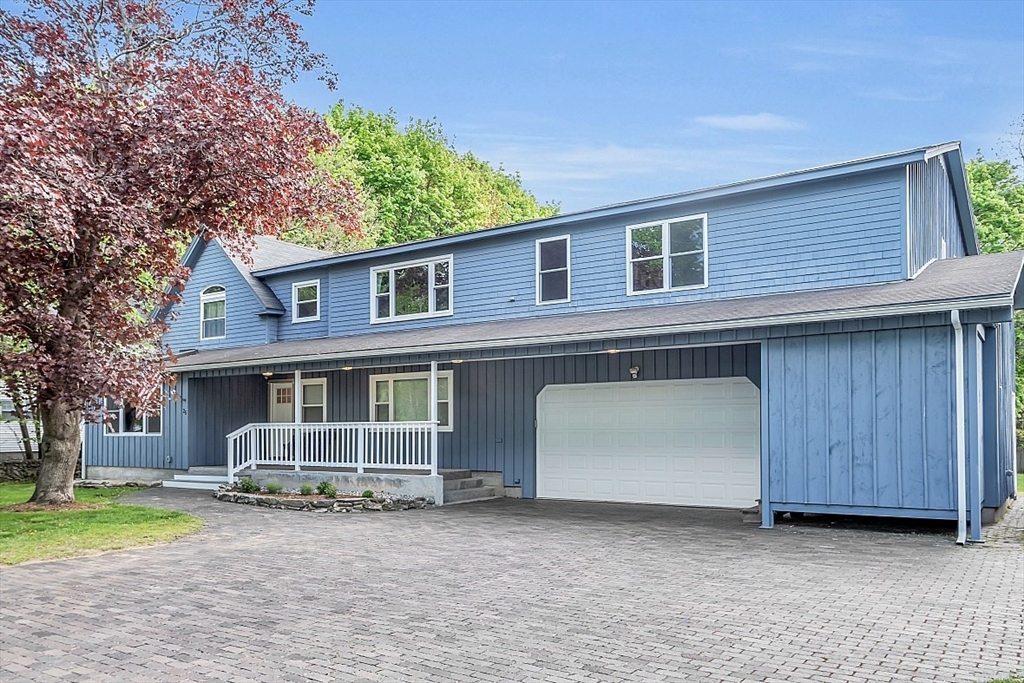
(1, 489, 1021, 683)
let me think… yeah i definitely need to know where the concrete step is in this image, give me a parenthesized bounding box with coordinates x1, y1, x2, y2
(188, 466, 228, 476)
(440, 469, 472, 481)
(444, 477, 484, 491)
(173, 474, 229, 483)
(161, 480, 223, 491)
(444, 486, 497, 504)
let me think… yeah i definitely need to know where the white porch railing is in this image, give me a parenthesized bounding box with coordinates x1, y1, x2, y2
(226, 422, 438, 484)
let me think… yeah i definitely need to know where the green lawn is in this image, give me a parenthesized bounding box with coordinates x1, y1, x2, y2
(0, 483, 202, 565)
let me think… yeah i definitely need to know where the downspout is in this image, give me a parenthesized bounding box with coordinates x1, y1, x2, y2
(952, 310, 967, 545)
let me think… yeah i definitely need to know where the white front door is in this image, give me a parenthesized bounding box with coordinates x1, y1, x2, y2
(269, 382, 295, 423)
(536, 377, 761, 509)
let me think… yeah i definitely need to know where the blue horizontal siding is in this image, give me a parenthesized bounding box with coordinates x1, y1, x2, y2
(765, 327, 956, 513)
(162, 241, 270, 353)
(264, 268, 331, 341)
(321, 168, 906, 337)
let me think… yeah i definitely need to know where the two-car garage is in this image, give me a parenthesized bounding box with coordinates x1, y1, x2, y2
(535, 377, 761, 509)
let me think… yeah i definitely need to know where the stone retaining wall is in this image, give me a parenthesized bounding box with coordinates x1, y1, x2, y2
(0, 459, 81, 483)
(214, 489, 432, 512)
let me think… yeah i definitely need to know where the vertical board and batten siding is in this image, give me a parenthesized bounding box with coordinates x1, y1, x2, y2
(765, 328, 957, 516)
(188, 374, 266, 467)
(84, 380, 189, 470)
(263, 268, 331, 341)
(163, 241, 269, 352)
(982, 321, 1017, 507)
(325, 169, 907, 338)
(907, 157, 967, 277)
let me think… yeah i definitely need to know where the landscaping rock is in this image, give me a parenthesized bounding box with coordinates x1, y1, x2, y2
(213, 488, 433, 513)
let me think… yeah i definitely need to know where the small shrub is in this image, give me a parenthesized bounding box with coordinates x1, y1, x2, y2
(316, 480, 337, 498)
(362, 489, 375, 498)
(299, 483, 314, 496)
(265, 481, 283, 494)
(237, 478, 260, 494)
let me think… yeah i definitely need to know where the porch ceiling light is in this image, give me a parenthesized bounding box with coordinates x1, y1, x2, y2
(451, 359, 464, 364)
(607, 349, 620, 354)
(261, 371, 273, 379)
(341, 366, 354, 371)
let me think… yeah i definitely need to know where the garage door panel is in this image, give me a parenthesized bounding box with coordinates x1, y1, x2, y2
(537, 377, 760, 509)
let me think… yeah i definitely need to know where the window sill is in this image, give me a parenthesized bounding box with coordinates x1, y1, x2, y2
(104, 433, 163, 438)
(291, 316, 321, 324)
(370, 310, 454, 325)
(626, 282, 708, 297)
(536, 297, 571, 306)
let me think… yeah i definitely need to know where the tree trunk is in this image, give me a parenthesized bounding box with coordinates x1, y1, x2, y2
(29, 399, 82, 506)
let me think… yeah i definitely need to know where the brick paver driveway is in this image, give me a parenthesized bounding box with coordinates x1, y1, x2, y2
(1, 489, 1022, 683)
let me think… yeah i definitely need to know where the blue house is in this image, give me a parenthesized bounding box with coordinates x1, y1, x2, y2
(84, 142, 1022, 542)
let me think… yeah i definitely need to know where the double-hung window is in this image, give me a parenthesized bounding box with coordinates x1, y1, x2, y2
(371, 256, 452, 323)
(200, 285, 226, 339)
(626, 214, 708, 294)
(370, 371, 452, 431)
(536, 235, 570, 304)
(301, 379, 326, 422)
(292, 279, 320, 323)
(104, 399, 161, 435)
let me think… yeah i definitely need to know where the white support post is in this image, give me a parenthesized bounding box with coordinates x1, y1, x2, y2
(429, 360, 439, 476)
(357, 425, 365, 473)
(293, 370, 302, 471)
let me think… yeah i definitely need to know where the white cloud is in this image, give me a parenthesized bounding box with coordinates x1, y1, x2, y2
(694, 113, 805, 132)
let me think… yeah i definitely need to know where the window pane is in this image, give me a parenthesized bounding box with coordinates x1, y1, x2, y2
(106, 398, 119, 412)
(539, 239, 567, 271)
(630, 226, 662, 259)
(437, 377, 449, 400)
(302, 406, 324, 423)
(376, 294, 390, 319)
(434, 260, 449, 286)
(203, 319, 225, 338)
(376, 271, 390, 295)
(125, 405, 143, 432)
(204, 300, 225, 319)
(204, 285, 225, 295)
(395, 266, 429, 316)
(374, 381, 389, 403)
(438, 400, 450, 427)
(540, 270, 568, 302)
(670, 219, 703, 254)
(375, 404, 389, 421)
(297, 285, 317, 303)
(393, 378, 428, 421)
(671, 253, 705, 288)
(632, 259, 664, 291)
(303, 383, 324, 406)
(434, 286, 450, 312)
(297, 300, 317, 319)
(146, 413, 161, 434)
(105, 410, 120, 433)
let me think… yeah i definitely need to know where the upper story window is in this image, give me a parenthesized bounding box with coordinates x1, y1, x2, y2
(104, 398, 161, 436)
(200, 285, 226, 339)
(536, 235, 570, 304)
(292, 279, 320, 323)
(371, 256, 452, 323)
(626, 214, 708, 295)
(369, 371, 453, 431)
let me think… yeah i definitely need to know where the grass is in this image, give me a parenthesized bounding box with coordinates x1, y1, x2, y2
(1018, 473, 1024, 492)
(0, 483, 202, 566)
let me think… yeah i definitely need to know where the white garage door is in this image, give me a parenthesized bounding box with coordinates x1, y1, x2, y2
(536, 378, 760, 508)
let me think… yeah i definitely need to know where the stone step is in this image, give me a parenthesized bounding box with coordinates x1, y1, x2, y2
(161, 480, 223, 491)
(440, 469, 472, 481)
(444, 486, 497, 505)
(444, 477, 484, 491)
(173, 474, 229, 483)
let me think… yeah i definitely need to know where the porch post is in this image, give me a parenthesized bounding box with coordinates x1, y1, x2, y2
(429, 360, 438, 476)
(293, 369, 302, 471)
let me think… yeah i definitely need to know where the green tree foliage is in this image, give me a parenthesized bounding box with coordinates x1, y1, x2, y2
(300, 102, 559, 250)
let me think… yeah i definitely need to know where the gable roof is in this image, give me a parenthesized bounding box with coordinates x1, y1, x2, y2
(221, 237, 333, 315)
(171, 250, 1024, 372)
(252, 142, 979, 278)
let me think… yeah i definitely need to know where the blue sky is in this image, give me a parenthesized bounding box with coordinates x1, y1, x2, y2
(287, 0, 1024, 212)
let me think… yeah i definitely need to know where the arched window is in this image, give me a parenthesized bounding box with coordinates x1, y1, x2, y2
(200, 285, 226, 340)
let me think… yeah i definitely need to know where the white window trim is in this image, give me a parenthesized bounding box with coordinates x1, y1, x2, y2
(535, 235, 571, 305)
(300, 377, 327, 423)
(199, 285, 226, 340)
(291, 279, 321, 323)
(103, 401, 162, 437)
(625, 213, 709, 296)
(368, 370, 454, 432)
(266, 378, 327, 423)
(369, 255, 454, 324)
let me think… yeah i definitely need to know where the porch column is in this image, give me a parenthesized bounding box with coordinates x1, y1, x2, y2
(429, 361, 438, 476)
(294, 369, 302, 471)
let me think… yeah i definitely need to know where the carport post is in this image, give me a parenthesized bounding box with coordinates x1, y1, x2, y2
(429, 361, 438, 476)
(293, 369, 302, 471)
(760, 343, 774, 529)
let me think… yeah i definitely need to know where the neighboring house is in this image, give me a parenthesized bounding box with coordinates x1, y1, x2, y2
(0, 394, 36, 461)
(85, 142, 1021, 542)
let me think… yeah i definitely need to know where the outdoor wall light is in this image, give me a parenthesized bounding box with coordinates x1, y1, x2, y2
(607, 349, 620, 354)
(629, 366, 641, 379)
(261, 371, 274, 380)
(451, 359, 464, 364)
(341, 366, 354, 371)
